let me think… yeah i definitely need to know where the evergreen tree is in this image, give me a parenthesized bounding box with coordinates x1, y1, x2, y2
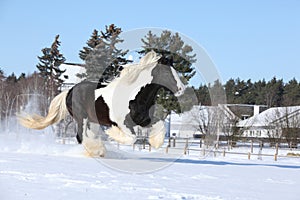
(241, 79, 256, 104)
(140, 30, 197, 114)
(18, 73, 26, 82)
(78, 24, 130, 83)
(6, 73, 17, 84)
(140, 31, 196, 83)
(224, 78, 237, 104)
(208, 79, 226, 105)
(253, 79, 267, 105)
(36, 35, 66, 99)
(79, 29, 101, 61)
(264, 77, 284, 107)
(195, 85, 211, 105)
(0, 68, 4, 81)
(282, 78, 300, 106)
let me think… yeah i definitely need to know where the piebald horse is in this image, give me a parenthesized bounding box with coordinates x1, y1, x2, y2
(18, 51, 185, 156)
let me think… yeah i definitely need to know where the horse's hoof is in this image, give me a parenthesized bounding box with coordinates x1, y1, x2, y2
(149, 133, 164, 149)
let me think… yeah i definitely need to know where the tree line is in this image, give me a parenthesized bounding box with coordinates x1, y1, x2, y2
(194, 78, 300, 107)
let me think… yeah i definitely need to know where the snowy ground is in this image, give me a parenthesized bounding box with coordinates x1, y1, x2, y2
(1, 131, 300, 200)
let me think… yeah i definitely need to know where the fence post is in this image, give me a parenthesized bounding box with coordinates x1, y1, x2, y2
(248, 152, 251, 160)
(173, 137, 176, 147)
(149, 144, 151, 152)
(275, 143, 279, 155)
(184, 138, 188, 155)
(166, 146, 169, 154)
(250, 140, 253, 153)
(274, 143, 279, 161)
(168, 138, 171, 147)
(223, 149, 226, 157)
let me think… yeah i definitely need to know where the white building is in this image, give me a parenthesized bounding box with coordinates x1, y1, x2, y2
(237, 106, 300, 138)
(169, 104, 300, 139)
(59, 63, 86, 90)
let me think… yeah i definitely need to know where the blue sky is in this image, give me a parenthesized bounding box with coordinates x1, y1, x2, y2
(1, 0, 300, 85)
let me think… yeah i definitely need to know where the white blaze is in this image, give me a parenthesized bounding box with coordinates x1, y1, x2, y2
(170, 67, 185, 96)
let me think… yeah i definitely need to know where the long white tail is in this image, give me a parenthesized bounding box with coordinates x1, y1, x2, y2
(18, 90, 69, 130)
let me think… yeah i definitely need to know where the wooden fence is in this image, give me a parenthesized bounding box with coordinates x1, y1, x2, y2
(166, 137, 300, 161)
(131, 137, 300, 161)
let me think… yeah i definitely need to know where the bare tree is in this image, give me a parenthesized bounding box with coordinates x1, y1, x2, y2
(274, 107, 300, 148)
(190, 106, 222, 146)
(265, 107, 300, 148)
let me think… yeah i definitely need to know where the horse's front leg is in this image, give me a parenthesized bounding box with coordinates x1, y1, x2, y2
(82, 118, 106, 157)
(105, 125, 136, 145)
(148, 120, 166, 149)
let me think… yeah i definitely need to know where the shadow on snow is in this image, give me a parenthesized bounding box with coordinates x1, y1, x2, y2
(135, 157, 300, 169)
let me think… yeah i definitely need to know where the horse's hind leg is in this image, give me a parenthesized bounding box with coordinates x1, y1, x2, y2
(75, 118, 84, 144)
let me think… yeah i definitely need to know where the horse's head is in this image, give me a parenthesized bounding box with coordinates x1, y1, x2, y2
(119, 51, 185, 97)
(150, 63, 186, 97)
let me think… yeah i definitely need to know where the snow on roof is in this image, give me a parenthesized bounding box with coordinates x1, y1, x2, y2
(60, 63, 86, 84)
(237, 106, 300, 127)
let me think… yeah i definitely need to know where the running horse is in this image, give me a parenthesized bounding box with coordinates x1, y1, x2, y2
(18, 51, 185, 156)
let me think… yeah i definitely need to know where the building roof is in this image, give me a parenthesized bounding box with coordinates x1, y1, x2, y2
(237, 106, 300, 127)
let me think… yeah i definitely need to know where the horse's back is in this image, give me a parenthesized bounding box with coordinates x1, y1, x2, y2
(66, 81, 100, 119)
(66, 80, 116, 126)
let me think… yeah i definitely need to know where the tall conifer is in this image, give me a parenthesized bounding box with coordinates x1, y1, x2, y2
(36, 35, 66, 99)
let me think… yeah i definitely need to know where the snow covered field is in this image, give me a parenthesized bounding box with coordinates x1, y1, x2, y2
(1, 131, 300, 200)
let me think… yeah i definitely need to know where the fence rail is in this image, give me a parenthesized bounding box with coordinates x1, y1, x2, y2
(159, 137, 300, 161)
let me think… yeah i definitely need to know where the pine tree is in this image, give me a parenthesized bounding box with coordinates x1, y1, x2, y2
(0, 68, 4, 81)
(6, 73, 17, 83)
(36, 35, 66, 99)
(140, 30, 197, 114)
(195, 85, 211, 106)
(282, 78, 300, 106)
(79, 29, 101, 61)
(208, 79, 226, 105)
(224, 78, 237, 104)
(253, 79, 267, 105)
(140, 31, 196, 83)
(264, 77, 284, 107)
(78, 24, 130, 83)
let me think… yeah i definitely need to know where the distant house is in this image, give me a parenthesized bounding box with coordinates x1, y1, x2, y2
(237, 106, 300, 138)
(170, 104, 277, 137)
(59, 63, 86, 90)
(222, 104, 268, 120)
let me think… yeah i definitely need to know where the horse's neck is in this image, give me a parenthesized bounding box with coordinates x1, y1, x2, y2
(133, 83, 162, 108)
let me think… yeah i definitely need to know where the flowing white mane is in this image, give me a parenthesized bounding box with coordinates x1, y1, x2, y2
(119, 51, 161, 84)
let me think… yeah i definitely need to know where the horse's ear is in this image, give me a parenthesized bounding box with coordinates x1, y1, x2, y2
(139, 50, 161, 65)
